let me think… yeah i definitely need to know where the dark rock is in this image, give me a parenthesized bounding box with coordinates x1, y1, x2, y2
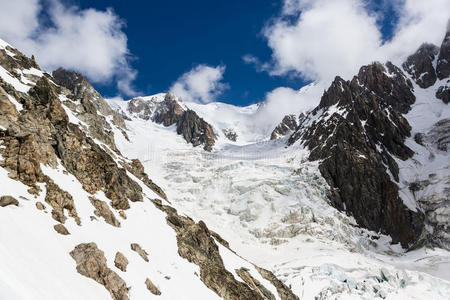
(436, 85, 450, 104)
(176, 110, 216, 151)
(223, 128, 237, 142)
(70, 243, 129, 300)
(402, 43, 439, 88)
(288, 62, 423, 247)
(436, 23, 450, 80)
(0, 195, 19, 207)
(271, 114, 298, 140)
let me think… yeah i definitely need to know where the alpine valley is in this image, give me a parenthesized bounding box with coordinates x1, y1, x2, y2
(0, 21, 449, 300)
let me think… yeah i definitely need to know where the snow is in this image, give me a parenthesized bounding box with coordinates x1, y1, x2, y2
(7, 94, 23, 112)
(113, 105, 450, 299)
(0, 66, 31, 93)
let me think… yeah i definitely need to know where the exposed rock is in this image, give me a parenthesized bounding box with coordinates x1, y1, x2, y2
(45, 177, 80, 225)
(35, 201, 45, 210)
(90, 197, 120, 227)
(436, 23, 450, 80)
(235, 268, 276, 300)
(114, 252, 128, 272)
(222, 128, 237, 142)
(152, 93, 185, 126)
(122, 93, 217, 151)
(402, 43, 439, 88)
(271, 114, 298, 140)
(130, 243, 149, 262)
(436, 85, 450, 104)
(124, 159, 167, 201)
(176, 109, 216, 151)
(152, 199, 292, 300)
(52, 67, 126, 129)
(145, 278, 161, 295)
(70, 243, 129, 300)
(119, 210, 127, 219)
(53, 224, 70, 235)
(0, 195, 19, 207)
(255, 266, 299, 300)
(288, 62, 423, 247)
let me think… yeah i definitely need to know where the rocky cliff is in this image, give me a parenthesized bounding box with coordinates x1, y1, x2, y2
(287, 27, 450, 248)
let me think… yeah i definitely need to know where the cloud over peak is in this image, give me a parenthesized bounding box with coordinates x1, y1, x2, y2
(170, 64, 228, 104)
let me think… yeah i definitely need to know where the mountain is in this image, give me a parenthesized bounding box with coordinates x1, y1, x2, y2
(0, 39, 298, 300)
(1, 24, 450, 300)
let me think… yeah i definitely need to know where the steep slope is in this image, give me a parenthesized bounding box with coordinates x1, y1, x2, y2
(0, 39, 297, 300)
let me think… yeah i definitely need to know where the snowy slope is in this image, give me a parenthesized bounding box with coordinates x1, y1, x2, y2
(111, 100, 450, 299)
(0, 39, 294, 300)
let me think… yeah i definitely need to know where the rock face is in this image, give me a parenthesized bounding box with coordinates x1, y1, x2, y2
(154, 199, 298, 300)
(121, 93, 217, 151)
(70, 243, 129, 300)
(0, 195, 19, 207)
(53, 224, 70, 235)
(130, 243, 149, 262)
(222, 128, 237, 142)
(145, 278, 161, 295)
(436, 23, 450, 80)
(271, 114, 299, 140)
(90, 197, 120, 227)
(288, 62, 423, 247)
(402, 43, 439, 88)
(114, 252, 128, 272)
(176, 109, 216, 151)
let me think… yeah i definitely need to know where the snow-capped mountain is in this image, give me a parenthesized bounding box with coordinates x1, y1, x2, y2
(0, 22, 449, 300)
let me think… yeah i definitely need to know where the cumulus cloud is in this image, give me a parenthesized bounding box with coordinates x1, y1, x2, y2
(0, 0, 138, 96)
(249, 0, 449, 132)
(262, 0, 449, 84)
(170, 64, 228, 103)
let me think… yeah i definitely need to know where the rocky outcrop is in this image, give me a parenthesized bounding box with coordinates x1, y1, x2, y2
(436, 85, 450, 104)
(402, 43, 439, 88)
(124, 159, 167, 201)
(45, 177, 80, 225)
(0, 195, 19, 207)
(271, 114, 299, 140)
(70, 243, 129, 300)
(145, 278, 161, 295)
(255, 266, 299, 300)
(151, 199, 297, 300)
(114, 252, 128, 272)
(121, 93, 217, 151)
(176, 109, 216, 151)
(436, 23, 450, 80)
(235, 268, 276, 300)
(130, 243, 149, 262)
(288, 62, 423, 247)
(222, 128, 237, 142)
(90, 197, 120, 227)
(53, 224, 70, 235)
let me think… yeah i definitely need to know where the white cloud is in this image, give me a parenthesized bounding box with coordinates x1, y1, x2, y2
(0, 0, 138, 96)
(170, 64, 228, 103)
(262, 0, 449, 84)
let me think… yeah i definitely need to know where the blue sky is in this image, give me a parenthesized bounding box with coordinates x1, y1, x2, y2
(71, 0, 396, 105)
(2, 1, 447, 108)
